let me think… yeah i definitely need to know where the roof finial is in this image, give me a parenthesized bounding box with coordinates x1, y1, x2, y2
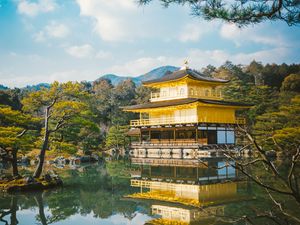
(180, 59, 189, 70)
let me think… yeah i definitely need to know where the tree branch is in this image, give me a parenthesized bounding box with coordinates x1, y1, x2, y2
(288, 147, 300, 193)
(239, 127, 289, 186)
(49, 119, 65, 133)
(16, 129, 27, 138)
(223, 152, 294, 196)
(265, 188, 300, 224)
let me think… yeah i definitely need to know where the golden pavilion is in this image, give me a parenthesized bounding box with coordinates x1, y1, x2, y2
(123, 63, 252, 157)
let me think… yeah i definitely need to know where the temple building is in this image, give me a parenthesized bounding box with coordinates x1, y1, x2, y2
(123, 63, 252, 157)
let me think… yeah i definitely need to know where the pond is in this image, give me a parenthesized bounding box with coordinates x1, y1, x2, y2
(0, 159, 297, 225)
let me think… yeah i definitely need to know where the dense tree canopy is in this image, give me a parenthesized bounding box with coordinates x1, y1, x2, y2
(139, 0, 300, 26)
(281, 73, 300, 92)
(22, 81, 99, 178)
(0, 105, 38, 176)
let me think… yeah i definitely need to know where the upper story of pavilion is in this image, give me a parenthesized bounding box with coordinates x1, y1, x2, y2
(143, 66, 228, 102)
(123, 64, 252, 127)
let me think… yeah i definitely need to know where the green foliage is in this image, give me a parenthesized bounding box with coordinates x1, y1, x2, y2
(0, 105, 38, 152)
(0, 89, 22, 110)
(139, 0, 300, 26)
(135, 85, 152, 104)
(255, 94, 300, 150)
(105, 125, 129, 149)
(281, 73, 300, 92)
(212, 62, 300, 150)
(20, 81, 101, 159)
(50, 141, 78, 155)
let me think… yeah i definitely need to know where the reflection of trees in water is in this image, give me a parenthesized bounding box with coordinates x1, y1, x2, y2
(0, 196, 18, 225)
(0, 163, 140, 224)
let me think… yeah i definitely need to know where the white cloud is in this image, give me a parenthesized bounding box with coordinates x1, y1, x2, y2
(76, 0, 138, 42)
(95, 50, 113, 59)
(33, 31, 46, 42)
(45, 22, 70, 38)
(108, 47, 292, 75)
(76, 0, 182, 42)
(187, 47, 291, 68)
(0, 70, 94, 88)
(232, 47, 290, 64)
(110, 56, 176, 75)
(179, 22, 215, 42)
(220, 23, 286, 47)
(17, 0, 57, 17)
(33, 21, 70, 42)
(65, 44, 94, 58)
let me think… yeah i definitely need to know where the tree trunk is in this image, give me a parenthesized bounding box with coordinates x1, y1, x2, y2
(35, 194, 48, 225)
(34, 105, 51, 179)
(11, 149, 19, 178)
(10, 197, 18, 225)
(33, 132, 49, 178)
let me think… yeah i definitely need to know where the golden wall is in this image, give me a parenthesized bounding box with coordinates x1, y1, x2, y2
(197, 106, 236, 124)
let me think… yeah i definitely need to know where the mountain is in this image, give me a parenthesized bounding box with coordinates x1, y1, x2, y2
(139, 65, 179, 82)
(99, 74, 141, 86)
(0, 84, 9, 90)
(1, 66, 180, 89)
(97, 65, 179, 86)
(23, 83, 51, 91)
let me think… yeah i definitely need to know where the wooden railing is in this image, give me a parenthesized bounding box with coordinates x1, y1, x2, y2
(130, 117, 246, 127)
(150, 90, 222, 102)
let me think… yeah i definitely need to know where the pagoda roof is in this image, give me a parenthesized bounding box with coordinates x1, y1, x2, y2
(123, 98, 253, 111)
(142, 68, 229, 85)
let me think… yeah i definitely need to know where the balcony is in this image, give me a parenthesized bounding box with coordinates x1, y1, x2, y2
(130, 117, 246, 127)
(150, 90, 222, 102)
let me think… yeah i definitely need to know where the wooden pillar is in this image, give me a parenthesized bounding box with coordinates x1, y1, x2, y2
(139, 129, 142, 143)
(159, 129, 161, 143)
(174, 166, 177, 178)
(174, 129, 176, 142)
(195, 126, 198, 143)
(226, 163, 228, 178)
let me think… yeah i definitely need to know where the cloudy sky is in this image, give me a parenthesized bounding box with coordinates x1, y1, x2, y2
(0, 0, 299, 87)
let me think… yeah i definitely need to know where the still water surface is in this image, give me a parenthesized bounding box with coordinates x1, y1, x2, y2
(0, 159, 288, 224)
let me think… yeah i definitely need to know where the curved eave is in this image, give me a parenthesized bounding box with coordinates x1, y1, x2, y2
(122, 98, 198, 112)
(122, 98, 253, 113)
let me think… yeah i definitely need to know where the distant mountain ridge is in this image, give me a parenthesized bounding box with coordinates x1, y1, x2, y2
(0, 65, 180, 89)
(97, 65, 179, 86)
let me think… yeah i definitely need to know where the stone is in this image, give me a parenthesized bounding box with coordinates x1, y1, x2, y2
(44, 174, 52, 182)
(24, 176, 35, 184)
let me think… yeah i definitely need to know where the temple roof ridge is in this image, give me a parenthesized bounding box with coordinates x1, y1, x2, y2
(142, 67, 229, 85)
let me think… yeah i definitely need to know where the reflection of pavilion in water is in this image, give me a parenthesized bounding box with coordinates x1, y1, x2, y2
(128, 159, 251, 224)
(132, 158, 237, 184)
(150, 204, 224, 224)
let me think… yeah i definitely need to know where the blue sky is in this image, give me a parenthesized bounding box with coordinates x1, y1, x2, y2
(0, 0, 299, 87)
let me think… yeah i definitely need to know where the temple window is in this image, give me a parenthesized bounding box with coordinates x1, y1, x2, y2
(205, 89, 210, 96)
(180, 88, 185, 96)
(190, 88, 194, 96)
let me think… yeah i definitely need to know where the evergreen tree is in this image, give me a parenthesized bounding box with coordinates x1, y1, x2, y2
(22, 81, 93, 178)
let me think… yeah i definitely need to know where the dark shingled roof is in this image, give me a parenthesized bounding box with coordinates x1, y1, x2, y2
(142, 68, 229, 85)
(122, 98, 253, 111)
